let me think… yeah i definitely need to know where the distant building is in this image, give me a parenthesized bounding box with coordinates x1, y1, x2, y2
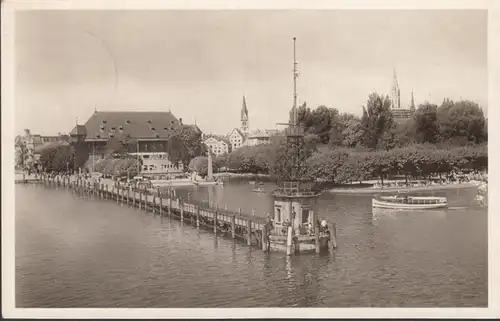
(226, 95, 277, 150)
(203, 135, 230, 156)
(390, 69, 415, 124)
(70, 110, 192, 178)
(244, 129, 278, 146)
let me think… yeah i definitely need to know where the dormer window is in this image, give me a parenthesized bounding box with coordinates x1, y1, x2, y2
(102, 120, 107, 124)
(170, 127, 174, 130)
(147, 120, 152, 124)
(155, 134, 160, 138)
(164, 127, 168, 131)
(111, 127, 116, 132)
(96, 134, 101, 138)
(109, 133, 114, 138)
(170, 120, 175, 124)
(151, 127, 156, 131)
(100, 125, 104, 132)
(125, 120, 130, 124)
(119, 126, 123, 131)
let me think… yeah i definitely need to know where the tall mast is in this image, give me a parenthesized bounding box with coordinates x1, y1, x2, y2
(292, 37, 299, 127)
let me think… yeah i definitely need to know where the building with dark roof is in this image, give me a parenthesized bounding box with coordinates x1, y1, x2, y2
(70, 110, 193, 178)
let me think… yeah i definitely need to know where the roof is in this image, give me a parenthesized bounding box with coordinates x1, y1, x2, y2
(70, 125, 87, 136)
(241, 96, 248, 121)
(79, 111, 181, 141)
(248, 129, 278, 139)
(228, 128, 246, 139)
(204, 135, 230, 146)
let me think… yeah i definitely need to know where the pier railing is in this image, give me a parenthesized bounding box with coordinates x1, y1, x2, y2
(31, 174, 336, 254)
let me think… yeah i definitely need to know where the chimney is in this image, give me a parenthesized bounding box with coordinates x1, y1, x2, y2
(179, 118, 183, 125)
(24, 129, 31, 137)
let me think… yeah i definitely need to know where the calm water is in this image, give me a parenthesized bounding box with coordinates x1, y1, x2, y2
(15, 182, 487, 307)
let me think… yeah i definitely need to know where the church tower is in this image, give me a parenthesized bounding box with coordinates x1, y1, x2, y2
(391, 68, 401, 109)
(410, 89, 416, 114)
(241, 95, 249, 134)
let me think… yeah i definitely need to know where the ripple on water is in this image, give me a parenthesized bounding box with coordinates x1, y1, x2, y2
(15, 184, 487, 307)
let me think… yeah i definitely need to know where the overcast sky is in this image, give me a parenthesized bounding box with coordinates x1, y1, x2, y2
(15, 10, 487, 136)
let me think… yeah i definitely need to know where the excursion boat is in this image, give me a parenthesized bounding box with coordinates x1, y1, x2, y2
(372, 195, 448, 209)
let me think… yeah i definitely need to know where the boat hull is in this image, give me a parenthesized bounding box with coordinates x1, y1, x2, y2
(372, 198, 448, 210)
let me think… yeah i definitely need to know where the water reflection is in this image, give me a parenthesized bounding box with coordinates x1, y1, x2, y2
(15, 184, 487, 308)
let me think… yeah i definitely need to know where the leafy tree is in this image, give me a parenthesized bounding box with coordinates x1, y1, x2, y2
(413, 103, 441, 143)
(339, 113, 364, 148)
(167, 125, 207, 169)
(360, 93, 395, 150)
(437, 99, 486, 144)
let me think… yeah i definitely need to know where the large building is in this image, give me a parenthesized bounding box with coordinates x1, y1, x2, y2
(390, 69, 415, 123)
(70, 110, 190, 178)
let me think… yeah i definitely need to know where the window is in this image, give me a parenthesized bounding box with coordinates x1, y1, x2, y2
(170, 120, 175, 124)
(302, 209, 310, 224)
(119, 126, 123, 131)
(164, 127, 168, 131)
(170, 127, 174, 131)
(147, 120, 152, 124)
(151, 127, 156, 131)
(142, 155, 150, 159)
(111, 127, 116, 131)
(96, 135, 101, 138)
(276, 208, 281, 222)
(126, 120, 131, 124)
(109, 134, 114, 138)
(155, 134, 160, 138)
(102, 120, 107, 124)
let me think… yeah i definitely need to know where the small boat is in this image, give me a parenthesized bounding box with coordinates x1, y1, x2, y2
(252, 187, 267, 193)
(372, 195, 448, 209)
(249, 181, 256, 185)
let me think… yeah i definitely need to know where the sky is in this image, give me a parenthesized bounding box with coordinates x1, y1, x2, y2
(14, 10, 487, 136)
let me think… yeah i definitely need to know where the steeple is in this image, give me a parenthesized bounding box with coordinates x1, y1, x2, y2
(391, 68, 401, 109)
(410, 89, 416, 113)
(241, 95, 249, 134)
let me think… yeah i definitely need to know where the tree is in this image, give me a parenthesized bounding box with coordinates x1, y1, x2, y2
(437, 99, 487, 144)
(39, 145, 75, 173)
(413, 103, 441, 143)
(360, 93, 395, 150)
(167, 125, 207, 169)
(339, 113, 364, 148)
(189, 156, 209, 176)
(15, 136, 27, 169)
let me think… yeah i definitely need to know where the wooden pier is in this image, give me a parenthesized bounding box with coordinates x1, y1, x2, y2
(29, 174, 337, 254)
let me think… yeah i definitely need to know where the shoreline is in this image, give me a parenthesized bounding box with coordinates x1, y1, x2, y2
(328, 182, 480, 194)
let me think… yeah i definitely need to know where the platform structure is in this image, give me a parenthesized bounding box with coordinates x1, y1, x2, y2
(268, 37, 335, 255)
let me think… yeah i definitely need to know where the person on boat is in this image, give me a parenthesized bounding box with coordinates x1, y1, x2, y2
(404, 195, 409, 204)
(320, 219, 327, 233)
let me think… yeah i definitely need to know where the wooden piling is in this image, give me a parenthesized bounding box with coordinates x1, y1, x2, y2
(329, 222, 337, 250)
(159, 194, 163, 222)
(196, 205, 200, 228)
(315, 224, 320, 253)
(168, 194, 172, 217)
(214, 205, 218, 233)
(286, 226, 293, 256)
(247, 218, 252, 246)
(261, 224, 268, 252)
(231, 215, 236, 238)
(144, 193, 148, 212)
(139, 192, 142, 210)
(133, 190, 136, 208)
(127, 188, 130, 206)
(152, 194, 156, 215)
(180, 199, 184, 222)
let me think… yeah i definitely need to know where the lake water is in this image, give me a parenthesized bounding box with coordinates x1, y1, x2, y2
(15, 182, 487, 307)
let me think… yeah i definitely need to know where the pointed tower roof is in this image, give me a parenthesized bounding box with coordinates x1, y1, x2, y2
(392, 68, 399, 88)
(241, 95, 248, 120)
(410, 89, 416, 111)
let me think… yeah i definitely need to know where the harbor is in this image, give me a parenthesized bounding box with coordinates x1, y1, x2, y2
(15, 180, 487, 308)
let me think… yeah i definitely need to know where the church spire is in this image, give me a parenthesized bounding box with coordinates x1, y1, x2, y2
(241, 95, 249, 134)
(391, 68, 401, 109)
(410, 89, 416, 113)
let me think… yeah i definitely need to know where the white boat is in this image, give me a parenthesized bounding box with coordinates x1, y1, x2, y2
(372, 195, 448, 209)
(252, 187, 266, 193)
